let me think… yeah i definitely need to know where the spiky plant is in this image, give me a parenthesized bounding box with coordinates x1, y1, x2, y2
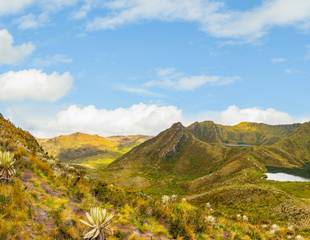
(0, 151, 16, 182)
(80, 207, 114, 240)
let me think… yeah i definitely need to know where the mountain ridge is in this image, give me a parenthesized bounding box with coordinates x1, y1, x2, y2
(105, 120, 310, 191)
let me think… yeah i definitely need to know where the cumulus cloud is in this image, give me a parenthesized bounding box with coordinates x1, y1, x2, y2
(11, 103, 183, 137)
(194, 105, 303, 126)
(86, 0, 310, 40)
(0, 0, 35, 16)
(0, 69, 74, 102)
(0, 29, 35, 65)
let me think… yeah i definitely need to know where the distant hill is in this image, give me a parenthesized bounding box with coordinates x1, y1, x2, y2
(38, 133, 150, 168)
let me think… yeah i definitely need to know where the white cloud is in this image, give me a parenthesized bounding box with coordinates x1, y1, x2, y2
(12, 103, 182, 137)
(87, 0, 222, 31)
(271, 57, 287, 64)
(72, 0, 97, 20)
(0, 69, 74, 102)
(17, 13, 49, 30)
(32, 54, 73, 67)
(0, 0, 35, 16)
(0, 29, 35, 65)
(87, 0, 310, 40)
(13, 0, 80, 29)
(8, 104, 308, 138)
(144, 68, 239, 91)
(193, 105, 303, 126)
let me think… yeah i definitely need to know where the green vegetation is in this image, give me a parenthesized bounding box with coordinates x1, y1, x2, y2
(0, 114, 309, 239)
(38, 133, 149, 170)
(80, 207, 114, 239)
(0, 151, 16, 182)
(102, 121, 310, 237)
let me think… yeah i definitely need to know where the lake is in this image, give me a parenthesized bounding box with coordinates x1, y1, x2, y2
(266, 163, 310, 182)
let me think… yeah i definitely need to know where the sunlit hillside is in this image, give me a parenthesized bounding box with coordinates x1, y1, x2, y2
(38, 133, 150, 169)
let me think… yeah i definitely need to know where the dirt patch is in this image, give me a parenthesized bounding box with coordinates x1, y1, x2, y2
(41, 182, 62, 197)
(21, 169, 33, 182)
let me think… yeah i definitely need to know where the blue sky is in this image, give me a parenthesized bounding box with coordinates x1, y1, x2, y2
(0, 0, 310, 137)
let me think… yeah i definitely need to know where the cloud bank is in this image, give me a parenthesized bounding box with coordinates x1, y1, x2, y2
(195, 105, 304, 126)
(0, 69, 74, 102)
(13, 103, 182, 137)
(7, 104, 308, 138)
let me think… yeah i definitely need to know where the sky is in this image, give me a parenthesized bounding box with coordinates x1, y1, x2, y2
(0, 0, 310, 137)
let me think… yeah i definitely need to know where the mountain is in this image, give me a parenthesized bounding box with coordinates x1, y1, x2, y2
(38, 133, 150, 168)
(188, 121, 300, 145)
(109, 123, 226, 177)
(103, 121, 310, 220)
(0, 116, 43, 154)
(106, 122, 262, 189)
(1, 114, 309, 239)
(108, 121, 310, 187)
(188, 121, 310, 167)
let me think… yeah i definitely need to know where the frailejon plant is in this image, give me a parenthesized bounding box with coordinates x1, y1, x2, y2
(80, 207, 114, 240)
(0, 151, 16, 183)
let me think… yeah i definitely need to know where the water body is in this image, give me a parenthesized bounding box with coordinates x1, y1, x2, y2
(266, 172, 310, 182)
(266, 163, 310, 182)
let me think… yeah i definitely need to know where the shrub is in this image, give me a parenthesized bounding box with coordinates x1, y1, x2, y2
(0, 151, 16, 182)
(80, 207, 114, 240)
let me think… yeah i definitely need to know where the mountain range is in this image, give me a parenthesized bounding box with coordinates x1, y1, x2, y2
(1, 113, 310, 238)
(103, 121, 310, 228)
(107, 121, 310, 187)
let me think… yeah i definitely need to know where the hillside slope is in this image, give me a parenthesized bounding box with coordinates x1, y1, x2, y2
(1, 115, 309, 239)
(110, 123, 225, 176)
(38, 133, 150, 168)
